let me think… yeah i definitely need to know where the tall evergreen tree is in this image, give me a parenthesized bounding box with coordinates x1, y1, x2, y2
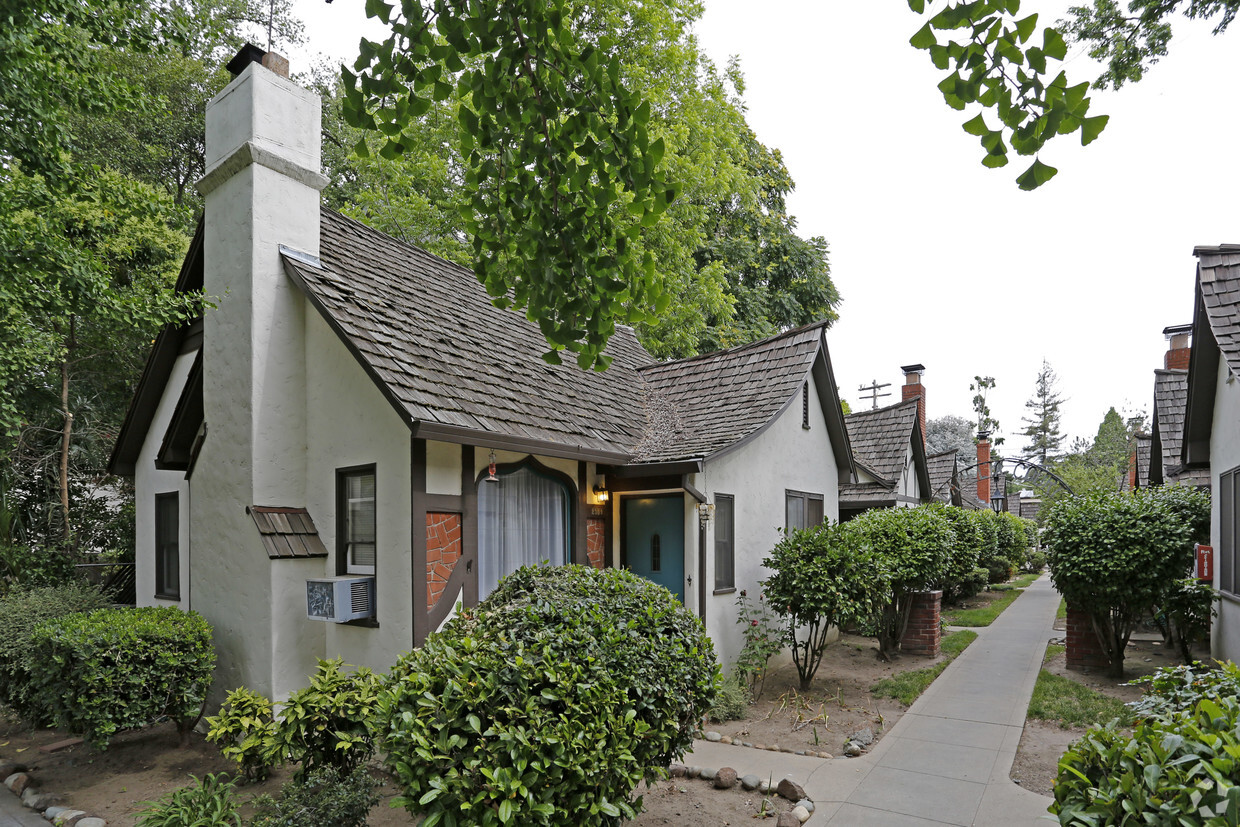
(1021, 360, 1065, 465)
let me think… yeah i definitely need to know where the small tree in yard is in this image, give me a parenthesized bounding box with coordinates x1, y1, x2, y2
(762, 525, 891, 690)
(845, 506, 955, 660)
(1044, 486, 1210, 679)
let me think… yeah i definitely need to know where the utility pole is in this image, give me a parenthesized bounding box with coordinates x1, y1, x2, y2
(858, 380, 891, 410)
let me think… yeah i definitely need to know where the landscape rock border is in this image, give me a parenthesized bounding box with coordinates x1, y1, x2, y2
(667, 761, 815, 824)
(0, 758, 107, 826)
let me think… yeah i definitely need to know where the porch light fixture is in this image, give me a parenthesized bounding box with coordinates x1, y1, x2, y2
(592, 483, 609, 504)
(698, 502, 715, 528)
(485, 449, 499, 483)
(990, 493, 1006, 513)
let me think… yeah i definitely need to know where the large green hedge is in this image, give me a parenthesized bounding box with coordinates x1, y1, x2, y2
(844, 506, 954, 658)
(27, 606, 215, 748)
(1044, 486, 1210, 678)
(0, 582, 110, 722)
(762, 524, 890, 689)
(924, 503, 982, 603)
(376, 564, 717, 826)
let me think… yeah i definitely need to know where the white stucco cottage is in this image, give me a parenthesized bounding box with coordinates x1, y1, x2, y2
(108, 49, 856, 699)
(1183, 245, 1240, 663)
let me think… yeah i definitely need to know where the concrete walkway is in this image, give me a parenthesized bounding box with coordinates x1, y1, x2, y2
(686, 575, 1062, 825)
(0, 792, 49, 827)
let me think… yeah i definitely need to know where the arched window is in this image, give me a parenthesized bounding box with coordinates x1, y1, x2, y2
(477, 460, 572, 597)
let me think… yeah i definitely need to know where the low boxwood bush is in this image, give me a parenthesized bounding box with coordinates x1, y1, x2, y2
(377, 564, 717, 826)
(27, 606, 215, 749)
(249, 766, 378, 827)
(1126, 661, 1240, 722)
(956, 567, 990, 602)
(1053, 696, 1240, 824)
(0, 582, 111, 722)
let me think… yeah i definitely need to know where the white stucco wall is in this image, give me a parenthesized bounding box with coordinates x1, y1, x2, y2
(134, 350, 198, 608)
(695, 374, 840, 668)
(1211, 362, 1240, 663)
(304, 311, 413, 682)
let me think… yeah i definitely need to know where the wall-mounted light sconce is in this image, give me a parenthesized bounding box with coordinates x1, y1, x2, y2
(698, 502, 715, 528)
(593, 483, 609, 504)
(485, 449, 499, 483)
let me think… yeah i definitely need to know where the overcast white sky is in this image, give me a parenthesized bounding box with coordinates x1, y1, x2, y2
(291, 0, 1240, 450)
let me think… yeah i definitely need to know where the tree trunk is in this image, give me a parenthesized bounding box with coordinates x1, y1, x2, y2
(57, 316, 75, 551)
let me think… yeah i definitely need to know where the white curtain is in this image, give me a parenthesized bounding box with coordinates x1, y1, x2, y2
(478, 465, 569, 598)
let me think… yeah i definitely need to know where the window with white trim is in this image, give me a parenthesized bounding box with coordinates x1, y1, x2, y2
(339, 467, 376, 574)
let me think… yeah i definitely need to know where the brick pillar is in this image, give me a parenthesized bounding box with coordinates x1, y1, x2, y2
(901, 590, 942, 656)
(1065, 604, 1110, 671)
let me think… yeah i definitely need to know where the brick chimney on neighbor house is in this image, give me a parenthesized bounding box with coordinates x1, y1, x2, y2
(1164, 323, 1192, 370)
(901, 364, 926, 448)
(976, 431, 992, 505)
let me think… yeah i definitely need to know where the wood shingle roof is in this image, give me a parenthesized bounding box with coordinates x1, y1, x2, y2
(1197, 245, 1240, 376)
(844, 399, 920, 485)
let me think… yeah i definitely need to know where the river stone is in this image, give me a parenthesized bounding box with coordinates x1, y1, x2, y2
(5, 773, 29, 795)
(776, 813, 800, 827)
(720, 736, 733, 745)
(701, 767, 717, 782)
(668, 764, 687, 778)
(714, 767, 738, 790)
(687, 766, 701, 779)
(791, 804, 811, 823)
(704, 731, 722, 742)
(77, 819, 107, 827)
(848, 727, 875, 746)
(796, 798, 815, 813)
(52, 810, 88, 826)
(740, 774, 761, 791)
(776, 778, 807, 802)
(844, 742, 864, 757)
(22, 787, 59, 811)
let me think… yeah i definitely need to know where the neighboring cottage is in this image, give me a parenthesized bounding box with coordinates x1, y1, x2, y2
(1183, 245, 1240, 663)
(1152, 325, 1211, 488)
(1127, 432, 1153, 490)
(108, 49, 855, 699)
(926, 449, 962, 506)
(839, 366, 931, 521)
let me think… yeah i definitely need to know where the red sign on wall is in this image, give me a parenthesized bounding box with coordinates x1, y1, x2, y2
(1196, 544, 1213, 582)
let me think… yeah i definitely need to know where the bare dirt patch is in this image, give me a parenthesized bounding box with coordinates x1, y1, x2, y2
(712, 633, 945, 756)
(631, 778, 793, 825)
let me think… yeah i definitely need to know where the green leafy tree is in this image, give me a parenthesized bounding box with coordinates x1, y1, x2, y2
(326, 2, 837, 361)
(907, 1, 1238, 189)
(0, 167, 202, 548)
(844, 506, 955, 659)
(345, 0, 680, 371)
(1043, 486, 1210, 677)
(762, 525, 892, 690)
(1020, 359, 1065, 466)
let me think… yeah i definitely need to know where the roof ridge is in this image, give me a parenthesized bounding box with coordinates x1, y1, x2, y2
(845, 396, 919, 419)
(638, 320, 828, 373)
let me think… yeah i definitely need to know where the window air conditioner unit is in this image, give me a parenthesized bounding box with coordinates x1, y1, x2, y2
(306, 576, 374, 622)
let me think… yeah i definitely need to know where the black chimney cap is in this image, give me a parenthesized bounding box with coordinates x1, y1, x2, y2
(900, 363, 926, 375)
(226, 43, 266, 77)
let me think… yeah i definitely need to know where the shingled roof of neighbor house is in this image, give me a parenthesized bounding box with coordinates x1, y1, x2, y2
(926, 449, 959, 503)
(845, 399, 920, 484)
(1133, 432, 1152, 489)
(1197, 245, 1240, 375)
(283, 209, 654, 463)
(632, 322, 829, 464)
(247, 506, 328, 559)
(1153, 369, 1189, 478)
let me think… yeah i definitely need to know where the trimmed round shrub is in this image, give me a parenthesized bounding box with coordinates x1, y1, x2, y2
(762, 524, 891, 689)
(0, 582, 111, 722)
(1044, 486, 1210, 678)
(27, 606, 215, 748)
(844, 506, 954, 658)
(377, 564, 717, 826)
(924, 503, 983, 603)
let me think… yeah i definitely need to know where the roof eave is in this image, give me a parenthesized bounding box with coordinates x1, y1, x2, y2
(1184, 274, 1220, 469)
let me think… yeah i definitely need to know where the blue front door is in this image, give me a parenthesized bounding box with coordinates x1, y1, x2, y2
(623, 496, 685, 601)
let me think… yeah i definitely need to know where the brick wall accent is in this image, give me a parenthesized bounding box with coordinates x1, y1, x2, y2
(1165, 346, 1191, 371)
(1066, 604, 1111, 671)
(426, 512, 462, 611)
(586, 517, 606, 569)
(900, 590, 942, 656)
